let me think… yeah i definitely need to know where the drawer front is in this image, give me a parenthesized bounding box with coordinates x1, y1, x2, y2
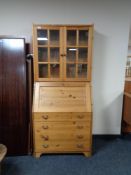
(34, 140, 91, 152)
(33, 112, 92, 153)
(35, 133, 90, 142)
(34, 121, 91, 131)
(34, 121, 91, 141)
(33, 112, 91, 122)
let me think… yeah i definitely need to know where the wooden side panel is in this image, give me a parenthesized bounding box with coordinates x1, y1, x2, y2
(0, 40, 2, 122)
(0, 39, 28, 155)
(123, 95, 131, 125)
(122, 79, 131, 133)
(88, 26, 94, 81)
(125, 80, 131, 94)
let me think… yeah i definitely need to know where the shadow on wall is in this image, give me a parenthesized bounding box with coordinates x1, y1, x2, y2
(92, 31, 108, 95)
(92, 31, 123, 134)
(100, 93, 123, 134)
(92, 31, 108, 133)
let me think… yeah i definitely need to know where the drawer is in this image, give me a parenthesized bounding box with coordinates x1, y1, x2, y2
(33, 112, 91, 122)
(34, 121, 91, 131)
(34, 140, 91, 152)
(35, 132, 90, 142)
(34, 121, 91, 141)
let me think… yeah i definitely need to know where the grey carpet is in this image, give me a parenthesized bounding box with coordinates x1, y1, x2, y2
(1, 135, 131, 175)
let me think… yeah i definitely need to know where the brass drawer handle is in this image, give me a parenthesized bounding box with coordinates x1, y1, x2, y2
(76, 135, 84, 139)
(77, 125, 84, 129)
(42, 115, 48, 120)
(77, 144, 84, 148)
(41, 135, 49, 141)
(42, 125, 48, 129)
(56, 144, 60, 147)
(77, 115, 84, 119)
(43, 144, 49, 148)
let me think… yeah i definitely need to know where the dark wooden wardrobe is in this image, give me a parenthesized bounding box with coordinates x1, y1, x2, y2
(0, 37, 29, 155)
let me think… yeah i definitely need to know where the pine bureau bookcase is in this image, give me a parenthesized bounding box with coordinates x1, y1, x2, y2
(32, 24, 93, 158)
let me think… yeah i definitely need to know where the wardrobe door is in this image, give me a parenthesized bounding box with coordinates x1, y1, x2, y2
(0, 40, 2, 120)
(1, 38, 28, 155)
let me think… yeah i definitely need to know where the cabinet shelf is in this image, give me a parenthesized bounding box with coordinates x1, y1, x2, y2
(38, 45, 60, 48)
(38, 62, 60, 64)
(66, 46, 88, 48)
(66, 62, 88, 64)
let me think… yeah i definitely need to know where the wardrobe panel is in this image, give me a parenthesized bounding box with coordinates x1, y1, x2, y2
(0, 38, 29, 155)
(0, 40, 2, 121)
(2, 39, 26, 126)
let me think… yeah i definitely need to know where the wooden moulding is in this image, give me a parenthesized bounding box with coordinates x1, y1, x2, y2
(33, 151, 92, 158)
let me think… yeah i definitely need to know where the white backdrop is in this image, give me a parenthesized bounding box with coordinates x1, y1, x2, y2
(0, 0, 131, 134)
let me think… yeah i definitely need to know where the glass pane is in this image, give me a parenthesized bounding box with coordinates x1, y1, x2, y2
(67, 48, 77, 62)
(38, 47, 48, 62)
(78, 64, 87, 78)
(78, 48, 88, 62)
(50, 64, 60, 78)
(67, 30, 76, 46)
(50, 30, 59, 45)
(39, 64, 48, 78)
(37, 29, 48, 45)
(50, 48, 59, 62)
(66, 64, 76, 78)
(79, 30, 88, 45)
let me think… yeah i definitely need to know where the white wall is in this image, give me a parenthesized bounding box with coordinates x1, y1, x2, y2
(0, 0, 130, 134)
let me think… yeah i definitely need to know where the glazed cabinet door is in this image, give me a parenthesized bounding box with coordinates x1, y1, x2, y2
(63, 26, 93, 81)
(33, 25, 93, 82)
(33, 26, 63, 81)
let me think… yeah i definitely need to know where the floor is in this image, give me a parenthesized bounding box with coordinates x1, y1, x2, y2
(1, 135, 131, 175)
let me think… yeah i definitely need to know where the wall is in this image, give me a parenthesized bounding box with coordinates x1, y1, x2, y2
(0, 0, 130, 134)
